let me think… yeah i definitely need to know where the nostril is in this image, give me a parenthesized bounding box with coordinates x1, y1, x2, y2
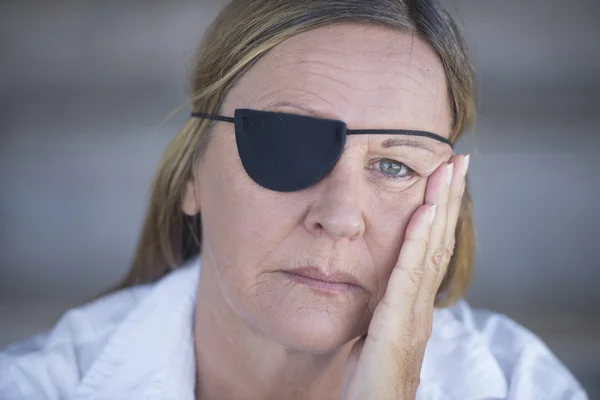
(315, 222, 324, 231)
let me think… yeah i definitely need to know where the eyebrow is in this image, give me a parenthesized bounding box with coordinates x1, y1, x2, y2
(380, 137, 436, 153)
(263, 100, 440, 153)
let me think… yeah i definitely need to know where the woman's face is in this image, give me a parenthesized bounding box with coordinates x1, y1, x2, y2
(185, 23, 453, 353)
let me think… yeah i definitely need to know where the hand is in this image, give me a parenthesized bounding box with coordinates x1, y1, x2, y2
(339, 154, 470, 400)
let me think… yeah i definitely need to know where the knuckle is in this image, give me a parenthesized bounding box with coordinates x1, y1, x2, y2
(429, 248, 445, 272)
(429, 245, 454, 274)
(443, 245, 454, 264)
(406, 266, 425, 287)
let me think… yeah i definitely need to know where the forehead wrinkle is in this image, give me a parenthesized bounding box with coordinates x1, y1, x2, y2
(273, 54, 434, 86)
(303, 67, 363, 93)
(259, 66, 352, 104)
(255, 88, 344, 119)
(276, 24, 442, 75)
(273, 36, 438, 75)
(268, 56, 440, 104)
(264, 68, 433, 115)
(269, 59, 363, 93)
(264, 45, 444, 103)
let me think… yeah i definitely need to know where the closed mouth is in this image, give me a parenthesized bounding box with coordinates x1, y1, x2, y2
(281, 266, 361, 294)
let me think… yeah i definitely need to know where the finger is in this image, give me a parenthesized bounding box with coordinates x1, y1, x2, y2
(419, 161, 455, 299)
(368, 204, 435, 372)
(440, 154, 469, 287)
(379, 203, 436, 310)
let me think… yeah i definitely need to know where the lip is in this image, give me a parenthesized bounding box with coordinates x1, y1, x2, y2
(281, 266, 361, 294)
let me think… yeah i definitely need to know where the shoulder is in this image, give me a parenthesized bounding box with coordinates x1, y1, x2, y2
(0, 283, 152, 399)
(449, 300, 588, 399)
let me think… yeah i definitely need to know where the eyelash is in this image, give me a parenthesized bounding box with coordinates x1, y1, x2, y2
(368, 158, 417, 181)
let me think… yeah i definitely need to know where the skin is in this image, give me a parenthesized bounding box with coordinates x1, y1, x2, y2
(183, 23, 469, 399)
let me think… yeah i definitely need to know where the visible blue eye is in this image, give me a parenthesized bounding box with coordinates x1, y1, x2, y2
(377, 158, 412, 178)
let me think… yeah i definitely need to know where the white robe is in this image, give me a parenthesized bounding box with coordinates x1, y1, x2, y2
(0, 257, 588, 399)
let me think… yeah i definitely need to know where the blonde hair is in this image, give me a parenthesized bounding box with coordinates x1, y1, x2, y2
(117, 0, 476, 307)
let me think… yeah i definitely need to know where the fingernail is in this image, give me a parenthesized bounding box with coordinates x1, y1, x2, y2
(429, 205, 437, 225)
(463, 154, 470, 177)
(446, 163, 454, 185)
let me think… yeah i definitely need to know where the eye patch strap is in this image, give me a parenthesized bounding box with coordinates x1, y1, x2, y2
(191, 112, 453, 147)
(191, 112, 234, 123)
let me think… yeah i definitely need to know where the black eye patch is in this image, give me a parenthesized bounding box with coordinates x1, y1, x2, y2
(191, 108, 452, 192)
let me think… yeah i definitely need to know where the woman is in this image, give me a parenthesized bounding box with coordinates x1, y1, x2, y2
(0, 0, 588, 399)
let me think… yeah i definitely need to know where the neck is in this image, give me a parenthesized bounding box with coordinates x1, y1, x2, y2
(193, 258, 356, 400)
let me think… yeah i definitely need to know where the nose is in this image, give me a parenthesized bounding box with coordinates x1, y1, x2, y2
(304, 160, 366, 241)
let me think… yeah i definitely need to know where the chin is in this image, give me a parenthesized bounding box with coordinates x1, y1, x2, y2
(223, 272, 373, 353)
(260, 306, 368, 354)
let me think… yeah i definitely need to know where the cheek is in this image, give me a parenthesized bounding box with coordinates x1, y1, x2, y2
(199, 135, 301, 285)
(365, 182, 425, 290)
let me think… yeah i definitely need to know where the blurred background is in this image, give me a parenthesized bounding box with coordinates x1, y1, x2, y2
(1, 0, 598, 395)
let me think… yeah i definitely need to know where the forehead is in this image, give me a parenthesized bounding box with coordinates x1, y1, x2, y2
(224, 23, 452, 140)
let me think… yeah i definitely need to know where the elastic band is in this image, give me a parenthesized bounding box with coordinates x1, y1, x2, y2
(191, 112, 234, 123)
(190, 112, 453, 147)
